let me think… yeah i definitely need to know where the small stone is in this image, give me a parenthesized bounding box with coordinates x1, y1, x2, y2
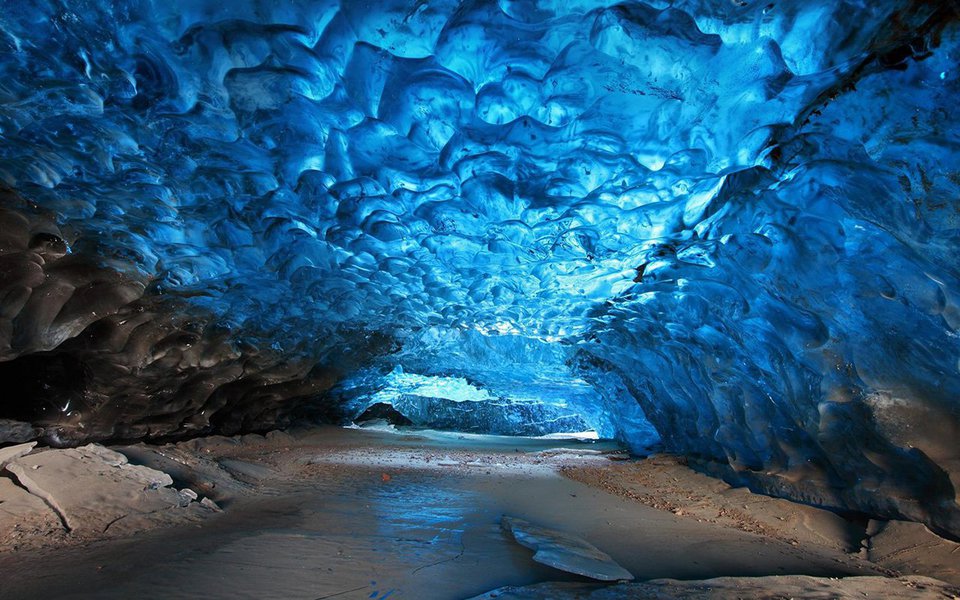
(200, 497, 222, 512)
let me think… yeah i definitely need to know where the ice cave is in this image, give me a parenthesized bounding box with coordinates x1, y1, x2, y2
(1, 1, 959, 598)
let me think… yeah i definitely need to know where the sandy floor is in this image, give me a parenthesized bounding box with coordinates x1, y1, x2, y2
(0, 426, 957, 599)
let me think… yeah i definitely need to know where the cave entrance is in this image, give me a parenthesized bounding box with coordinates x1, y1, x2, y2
(326, 361, 660, 454)
(339, 366, 604, 439)
(320, 329, 661, 451)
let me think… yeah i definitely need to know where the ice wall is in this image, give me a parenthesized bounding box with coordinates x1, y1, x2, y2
(0, 1, 958, 535)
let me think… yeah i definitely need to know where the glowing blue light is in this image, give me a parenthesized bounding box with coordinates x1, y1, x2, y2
(370, 368, 495, 404)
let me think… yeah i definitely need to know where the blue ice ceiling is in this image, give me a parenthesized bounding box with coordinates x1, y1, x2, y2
(2, 0, 908, 344)
(1, 1, 959, 536)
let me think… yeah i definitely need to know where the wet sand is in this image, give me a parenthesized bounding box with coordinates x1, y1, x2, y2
(0, 427, 956, 599)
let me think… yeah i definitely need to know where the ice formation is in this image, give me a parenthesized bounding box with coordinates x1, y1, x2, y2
(331, 365, 615, 439)
(0, 1, 958, 536)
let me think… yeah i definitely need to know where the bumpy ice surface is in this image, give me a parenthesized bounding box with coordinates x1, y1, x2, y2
(0, 1, 958, 536)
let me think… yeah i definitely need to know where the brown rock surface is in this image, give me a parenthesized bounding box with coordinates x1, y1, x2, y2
(2, 443, 213, 540)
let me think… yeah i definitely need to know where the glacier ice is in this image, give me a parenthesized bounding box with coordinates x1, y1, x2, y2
(0, 1, 958, 536)
(331, 365, 617, 439)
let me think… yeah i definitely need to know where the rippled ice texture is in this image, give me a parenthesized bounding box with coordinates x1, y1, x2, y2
(0, 1, 958, 535)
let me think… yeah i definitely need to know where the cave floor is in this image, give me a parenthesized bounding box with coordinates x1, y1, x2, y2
(0, 427, 955, 599)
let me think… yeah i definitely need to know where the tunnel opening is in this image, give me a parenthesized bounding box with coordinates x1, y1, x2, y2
(310, 327, 662, 451)
(334, 366, 618, 440)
